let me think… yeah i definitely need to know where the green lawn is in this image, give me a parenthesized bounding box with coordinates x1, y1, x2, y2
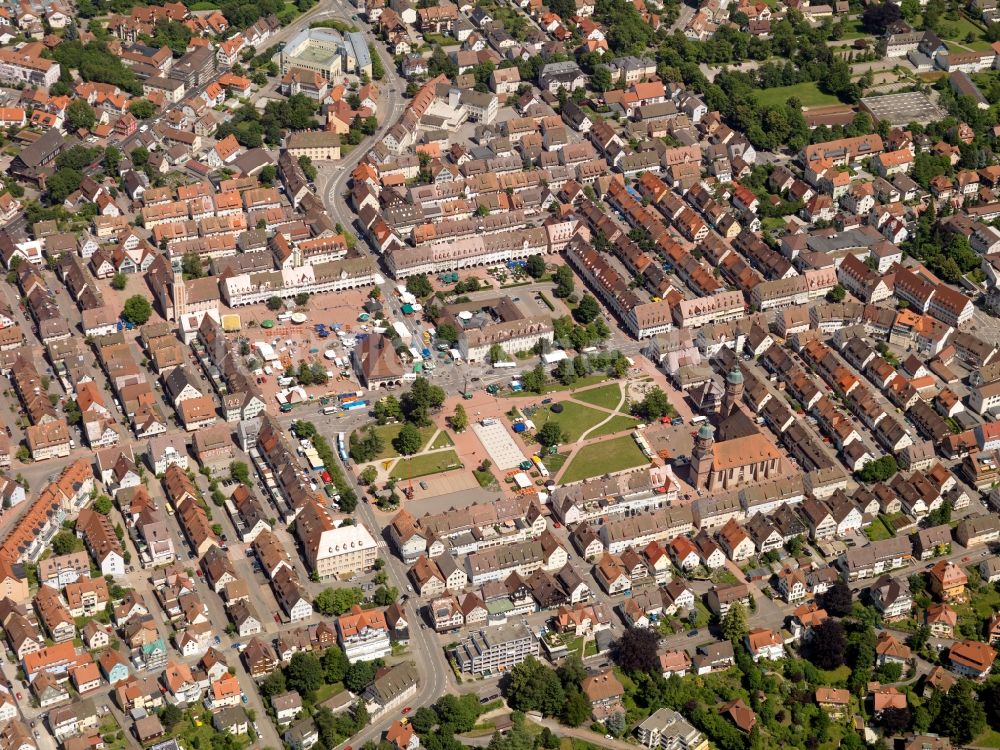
(559, 435, 649, 483)
(534, 401, 609, 443)
(865, 516, 895, 542)
(755, 82, 841, 108)
(543, 452, 569, 474)
(587, 415, 642, 439)
(391, 450, 463, 479)
(973, 729, 1000, 748)
(838, 17, 866, 39)
(357, 423, 436, 460)
(817, 664, 851, 685)
(572, 383, 621, 410)
(502, 373, 612, 397)
(941, 13, 993, 51)
(430, 431, 454, 449)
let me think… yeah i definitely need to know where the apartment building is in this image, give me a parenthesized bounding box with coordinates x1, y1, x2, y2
(451, 623, 539, 674)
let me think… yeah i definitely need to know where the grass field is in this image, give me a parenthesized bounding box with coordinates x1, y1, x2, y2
(543, 452, 569, 474)
(391, 450, 463, 479)
(838, 17, 866, 39)
(754, 82, 841, 108)
(430, 431, 454, 449)
(865, 516, 895, 542)
(534, 401, 608, 443)
(360, 423, 435, 460)
(974, 729, 1000, 748)
(560, 435, 649, 483)
(572, 383, 621, 410)
(587, 415, 641, 439)
(940, 13, 992, 51)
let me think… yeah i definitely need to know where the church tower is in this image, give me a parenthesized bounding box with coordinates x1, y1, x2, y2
(719, 365, 744, 421)
(172, 270, 187, 321)
(690, 422, 715, 490)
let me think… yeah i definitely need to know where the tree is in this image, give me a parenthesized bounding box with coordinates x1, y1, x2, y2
(160, 703, 183, 730)
(722, 602, 748, 643)
(93, 496, 113, 515)
(406, 274, 433, 298)
(826, 284, 846, 302)
(525, 254, 546, 278)
(394, 423, 423, 456)
(400, 377, 445, 425)
(880, 706, 912, 734)
(537, 421, 567, 448)
(286, 652, 324, 697)
(561, 688, 590, 726)
(633, 387, 672, 421)
(51, 531, 81, 555)
(612, 627, 660, 673)
(104, 146, 121, 173)
(557, 358, 577, 386)
(322, 646, 349, 685)
(572, 294, 600, 324)
(858, 455, 898, 483)
(295, 292, 310, 307)
(229, 461, 250, 484)
(488, 344, 506, 364)
(502, 656, 565, 715)
(521, 364, 546, 394)
(313, 587, 363, 615)
(931, 678, 987, 743)
(181, 252, 203, 279)
(344, 660, 379, 694)
(411, 707, 437, 734)
(373, 396, 402, 424)
(111, 273, 127, 290)
(590, 66, 612, 92)
(553, 265, 574, 298)
(435, 322, 459, 345)
(450, 404, 468, 432)
(359, 466, 378, 486)
(804, 619, 847, 670)
(66, 99, 97, 132)
(47, 168, 84, 203)
(129, 99, 157, 119)
(122, 295, 152, 325)
(298, 155, 318, 181)
(819, 581, 853, 617)
(259, 164, 277, 186)
(258, 669, 287, 699)
(861, 1, 901, 32)
(266, 296, 283, 311)
(372, 585, 398, 606)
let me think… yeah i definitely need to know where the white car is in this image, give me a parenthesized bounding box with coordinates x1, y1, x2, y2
(139, 124, 148, 132)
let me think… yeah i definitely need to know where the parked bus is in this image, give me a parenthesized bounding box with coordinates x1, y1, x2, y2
(337, 432, 348, 462)
(322, 406, 339, 415)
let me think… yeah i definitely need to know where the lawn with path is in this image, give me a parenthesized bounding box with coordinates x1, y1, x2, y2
(586, 414, 641, 439)
(559, 434, 649, 484)
(534, 401, 609, 442)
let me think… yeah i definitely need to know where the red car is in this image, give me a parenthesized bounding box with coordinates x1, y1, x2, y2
(14, 693, 20, 701)
(402, 707, 412, 714)
(322, 471, 332, 483)
(553, 522, 561, 528)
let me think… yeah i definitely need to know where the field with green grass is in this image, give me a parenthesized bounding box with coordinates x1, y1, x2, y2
(940, 13, 992, 51)
(865, 516, 895, 542)
(430, 431, 454, 449)
(391, 450, 463, 479)
(754, 82, 841, 108)
(587, 415, 641, 439)
(533, 401, 609, 443)
(355, 423, 436, 460)
(572, 383, 621, 410)
(974, 729, 1000, 748)
(560, 435, 649, 483)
